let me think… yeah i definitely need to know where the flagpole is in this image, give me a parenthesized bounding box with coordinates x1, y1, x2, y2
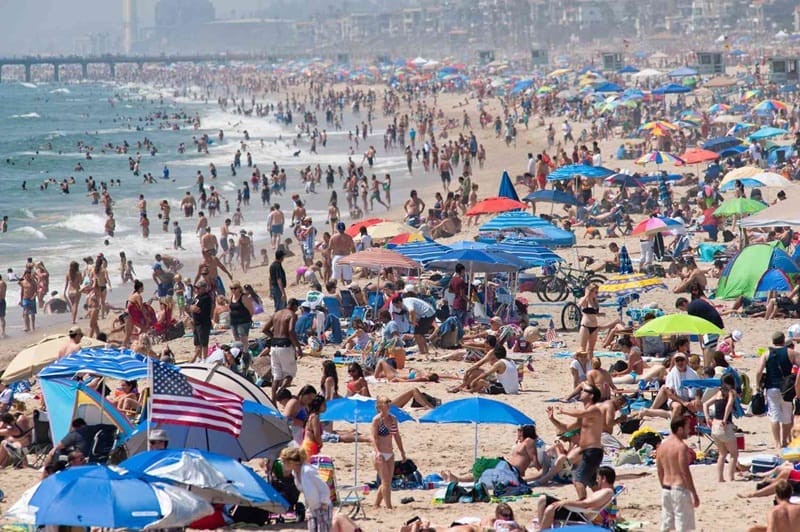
(147, 356, 153, 452)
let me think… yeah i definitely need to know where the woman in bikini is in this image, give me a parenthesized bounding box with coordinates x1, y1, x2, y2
(345, 363, 370, 397)
(281, 385, 317, 445)
(371, 395, 406, 509)
(91, 255, 111, 319)
(64, 261, 84, 325)
(578, 283, 602, 358)
(123, 280, 146, 347)
(34, 261, 50, 308)
(301, 394, 326, 459)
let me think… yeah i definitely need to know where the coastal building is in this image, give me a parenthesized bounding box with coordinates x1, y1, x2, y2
(693, 51, 725, 74)
(768, 56, 800, 84)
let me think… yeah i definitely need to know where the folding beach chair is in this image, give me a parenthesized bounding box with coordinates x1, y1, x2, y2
(345, 306, 370, 336)
(340, 289, 357, 321)
(561, 485, 625, 528)
(323, 296, 342, 319)
(28, 409, 53, 468)
(309, 455, 366, 519)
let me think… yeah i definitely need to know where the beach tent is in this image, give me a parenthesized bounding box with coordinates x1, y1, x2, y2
(715, 244, 800, 299)
(652, 83, 691, 94)
(617, 65, 639, 74)
(703, 136, 742, 152)
(497, 170, 520, 201)
(739, 197, 800, 228)
(755, 269, 793, 297)
(668, 66, 698, 77)
(479, 212, 576, 247)
(594, 82, 624, 93)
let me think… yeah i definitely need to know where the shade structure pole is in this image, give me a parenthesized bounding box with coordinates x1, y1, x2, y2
(354, 420, 359, 486)
(474, 423, 478, 462)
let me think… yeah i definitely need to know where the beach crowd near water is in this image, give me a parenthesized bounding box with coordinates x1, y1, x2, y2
(4, 55, 800, 531)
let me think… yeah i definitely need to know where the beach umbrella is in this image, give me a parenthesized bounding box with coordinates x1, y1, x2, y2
(345, 218, 386, 237)
(419, 397, 534, 461)
(39, 347, 150, 381)
(479, 212, 576, 247)
(497, 170, 520, 201)
(604, 172, 644, 188)
(547, 164, 613, 181)
(634, 314, 724, 337)
(120, 449, 289, 512)
(321, 395, 414, 484)
(387, 232, 427, 245)
(466, 196, 527, 216)
(25, 465, 212, 529)
(597, 273, 666, 299)
(719, 170, 789, 191)
(641, 120, 679, 132)
(389, 240, 451, 266)
(523, 189, 580, 206)
(631, 216, 685, 236)
(742, 89, 761, 101)
(753, 99, 788, 112)
(3, 335, 107, 382)
(667, 66, 698, 77)
(635, 151, 685, 166)
(178, 363, 273, 406)
(652, 83, 691, 95)
(337, 248, 421, 270)
(367, 221, 419, 240)
(678, 148, 719, 165)
(511, 79, 534, 94)
(594, 82, 624, 93)
(748, 126, 787, 141)
(714, 198, 768, 217)
(707, 103, 731, 113)
(722, 165, 762, 181)
(703, 136, 742, 152)
(122, 401, 291, 461)
(487, 241, 564, 268)
(617, 65, 639, 74)
(748, 172, 792, 188)
(426, 248, 526, 273)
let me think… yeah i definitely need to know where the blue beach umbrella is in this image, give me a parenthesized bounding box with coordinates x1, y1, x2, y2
(617, 65, 639, 74)
(547, 164, 613, 181)
(26, 465, 212, 529)
(426, 248, 526, 273)
(320, 395, 414, 484)
(420, 397, 534, 460)
(498, 170, 520, 201)
(121, 449, 288, 512)
(703, 136, 742, 152)
(652, 83, 691, 95)
(389, 240, 452, 266)
(523, 189, 580, 206)
(748, 126, 788, 141)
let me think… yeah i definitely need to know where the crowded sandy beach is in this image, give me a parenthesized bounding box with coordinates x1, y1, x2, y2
(3, 48, 800, 532)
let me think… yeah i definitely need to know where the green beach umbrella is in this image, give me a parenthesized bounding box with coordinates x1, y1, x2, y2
(634, 314, 724, 337)
(713, 198, 767, 217)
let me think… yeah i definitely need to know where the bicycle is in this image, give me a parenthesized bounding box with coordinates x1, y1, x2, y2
(537, 263, 606, 303)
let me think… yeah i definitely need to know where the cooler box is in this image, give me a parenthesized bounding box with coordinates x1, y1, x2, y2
(750, 455, 783, 474)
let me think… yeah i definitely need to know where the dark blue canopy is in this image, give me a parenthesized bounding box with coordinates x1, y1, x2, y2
(703, 136, 742, 152)
(652, 83, 691, 95)
(617, 65, 640, 74)
(547, 164, 613, 181)
(523, 189, 580, 205)
(498, 170, 520, 201)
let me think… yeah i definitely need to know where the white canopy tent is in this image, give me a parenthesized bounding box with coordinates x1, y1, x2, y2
(739, 198, 800, 228)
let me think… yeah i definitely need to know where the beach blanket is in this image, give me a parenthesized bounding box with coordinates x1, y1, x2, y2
(553, 350, 623, 359)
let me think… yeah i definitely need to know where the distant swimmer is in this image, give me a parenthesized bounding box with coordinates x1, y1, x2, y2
(293, 150, 301, 157)
(1, 215, 7, 233)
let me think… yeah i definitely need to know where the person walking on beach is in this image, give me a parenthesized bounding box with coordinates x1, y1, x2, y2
(755, 331, 799, 448)
(658, 415, 699, 532)
(268, 204, 285, 251)
(330, 222, 356, 285)
(263, 298, 301, 401)
(189, 279, 212, 362)
(269, 249, 288, 311)
(0, 274, 6, 338)
(19, 268, 37, 332)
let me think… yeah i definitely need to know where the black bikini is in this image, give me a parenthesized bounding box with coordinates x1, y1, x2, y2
(581, 303, 599, 334)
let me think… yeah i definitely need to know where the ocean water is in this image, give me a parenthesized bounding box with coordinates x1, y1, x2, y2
(0, 81, 409, 282)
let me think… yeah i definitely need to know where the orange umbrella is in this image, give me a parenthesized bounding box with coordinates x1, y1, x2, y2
(466, 196, 527, 216)
(678, 148, 720, 165)
(337, 248, 422, 270)
(345, 218, 386, 237)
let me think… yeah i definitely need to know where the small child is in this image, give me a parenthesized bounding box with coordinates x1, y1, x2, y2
(174, 275, 187, 318)
(260, 248, 269, 266)
(122, 260, 135, 284)
(278, 238, 294, 258)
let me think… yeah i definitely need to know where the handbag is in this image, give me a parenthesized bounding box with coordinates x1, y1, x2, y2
(750, 391, 766, 416)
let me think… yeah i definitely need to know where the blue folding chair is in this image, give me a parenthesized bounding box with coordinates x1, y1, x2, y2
(323, 296, 342, 319)
(345, 306, 369, 336)
(340, 289, 356, 320)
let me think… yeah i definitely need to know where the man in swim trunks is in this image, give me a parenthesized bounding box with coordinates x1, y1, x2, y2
(267, 203, 285, 251)
(551, 384, 605, 499)
(0, 274, 6, 338)
(262, 298, 302, 402)
(330, 221, 356, 284)
(18, 268, 37, 332)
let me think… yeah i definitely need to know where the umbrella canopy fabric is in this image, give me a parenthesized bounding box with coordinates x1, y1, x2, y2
(389, 240, 452, 266)
(617, 65, 639, 74)
(619, 245, 633, 274)
(547, 164, 613, 181)
(4, 335, 108, 382)
(748, 126, 787, 141)
(387, 232, 427, 245)
(426, 249, 527, 273)
(123, 401, 291, 461)
(713, 198, 768, 217)
(39, 347, 150, 381)
(419, 397, 534, 460)
(753, 99, 788, 112)
(120, 449, 289, 512)
(466, 196, 527, 216)
(523, 189, 580, 206)
(631, 216, 685, 236)
(721, 165, 762, 183)
(178, 363, 274, 407)
(337, 248, 421, 270)
(740, 197, 800, 228)
(703, 136, 742, 152)
(679, 148, 720, 165)
(367, 221, 420, 240)
(747, 172, 792, 188)
(498, 170, 520, 201)
(652, 83, 691, 94)
(604, 172, 644, 188)
(635, 151, 685, 166)
(668, 66, 698, 77)
(715, 244, 800, 299)
(345, 218, 386, 237)
(479, 211, 577, 247)
(594, 82, 623, 93)
(321, 395, 415, 424)
(634, 314, 725, 337)
(26, 465, 212, 529)
(597, 273, 666, 298)
(488, 241, 564, 268)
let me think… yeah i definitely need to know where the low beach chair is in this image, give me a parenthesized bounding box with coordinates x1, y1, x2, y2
(560, 485, 625, 528)
(28, 409, 53, 468)
(340, 289, 357, 320)
(309, 455, 365, 519)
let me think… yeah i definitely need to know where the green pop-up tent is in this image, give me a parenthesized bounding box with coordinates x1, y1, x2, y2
(715, 243, 800, 300)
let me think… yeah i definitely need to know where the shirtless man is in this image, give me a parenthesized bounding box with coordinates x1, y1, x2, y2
(155, 254, 183, 274)
(195, 211, 208, 236)
(57, 326, 85, 359)
(262, 298, 302, 401)
(329, 221, 356, 284)
(180, 191, 196, 217)
(552, 384, 605, 499)
(446, 336, 498, 391)
(0, 275, 6, 337)
(442, 424, 540, 483)
(200, 227, 218, 254)
(220, 219, 231, 255)
(747, 480, 800, 532)
(404, 189, 425, 223)
(598, 395, 627, 450)
(291, 199, 306, 227)
(104, 213, 115, 237)
(194, 248, 232, 302)
(657, 415, 699, 532)
(267, 204, 285, 250)
(137, 194, 147, 218)
(19, 269, 38, 332)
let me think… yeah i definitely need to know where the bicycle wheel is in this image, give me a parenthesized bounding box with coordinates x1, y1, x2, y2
(561, 302, 582, 332)
(588, 274, 607, 285)
(538, 276, 566, 302)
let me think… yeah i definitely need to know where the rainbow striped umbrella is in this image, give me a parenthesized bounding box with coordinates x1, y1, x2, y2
(635, 151, 685, 166)
(753, 99, 788, 112)
(707, 103, 730, 113)
(742, 89, 761, 101)
(631, 216, 685, 236)
(640, 120, 679, 132)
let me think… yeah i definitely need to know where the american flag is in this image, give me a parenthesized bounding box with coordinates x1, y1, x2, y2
(545, 319, 558, 343)
(151, 363, 244, 437)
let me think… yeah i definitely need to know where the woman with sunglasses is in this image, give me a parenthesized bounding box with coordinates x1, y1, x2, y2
(228, 280, 255, 345)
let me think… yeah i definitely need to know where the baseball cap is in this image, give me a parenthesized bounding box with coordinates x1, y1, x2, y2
(673, 352, 687, 360)
(731, 330, 743, 343)
(68, 326, 83, 336)
(148, 429, 169, 442)
(336, 221, 346, 231)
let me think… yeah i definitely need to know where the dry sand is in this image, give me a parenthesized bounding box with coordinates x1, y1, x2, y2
(0, 84, 793, 532)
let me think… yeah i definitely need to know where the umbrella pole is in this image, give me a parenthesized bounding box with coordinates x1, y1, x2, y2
(474, 423, 478, 463)
(354, 420, 359, 486)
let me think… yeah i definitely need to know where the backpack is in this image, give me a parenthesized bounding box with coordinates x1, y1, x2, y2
(444, 482, 469, 503)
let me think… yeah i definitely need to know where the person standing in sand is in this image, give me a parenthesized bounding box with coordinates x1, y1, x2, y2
(330, 221, 356, 285)
(18, 268, 37, 332)
(0, 274, 6, 338)
(63, 261, 83, 325)
(657, 415, 699, 532)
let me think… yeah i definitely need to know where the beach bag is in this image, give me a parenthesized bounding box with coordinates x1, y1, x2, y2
(469, 482, 490, 503)
(164, 321, 185, 341)
(750, 391, 766, 416)
(781, 373, 797, 402)
(630, 427, 662, 450)
(614, 449, 642, 467)
(618, 418, 641, 434)
(444, 482, 469, 503)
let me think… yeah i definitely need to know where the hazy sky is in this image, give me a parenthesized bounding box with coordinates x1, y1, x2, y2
(0, 0, 269, 55)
